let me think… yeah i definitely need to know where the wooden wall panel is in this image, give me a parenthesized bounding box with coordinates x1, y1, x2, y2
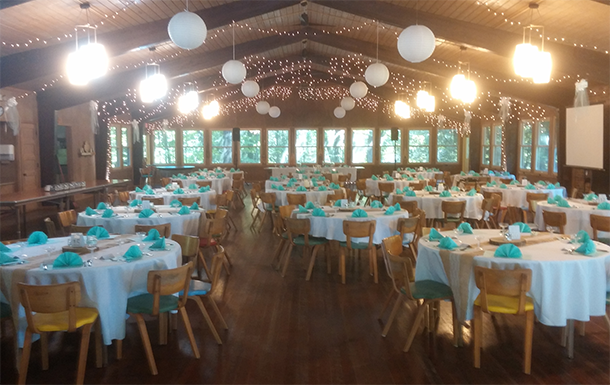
(56, 103, 96, 182)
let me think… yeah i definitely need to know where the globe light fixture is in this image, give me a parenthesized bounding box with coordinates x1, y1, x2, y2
(140, 63, 167, 103)
(365, 21, 390, 88)
(397, 25, 436, 63)
(268, 106, 281, 118)
(340, 96, 355, 111)
(256, 100, 270, 115)
(202, 99, 219, 120)
(222, 22, 247, 84)
(168, 9, 207, 50)
(349, 81, 368, 99)
(241, 80, 260, 98)
(394, 100, 411, 119)
(178, 83, 199, 114)
(333, 107, 346, 119)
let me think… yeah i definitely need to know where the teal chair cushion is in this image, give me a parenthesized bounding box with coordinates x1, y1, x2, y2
(127, 294, 179, 314)
(339, 241, 371, 250)
(292, 235, 328, 246)
(0, 302, 11, 318)
(606, 291, 610, 306)
(402, 280, 453, 300)
(179, 280, 211, 296)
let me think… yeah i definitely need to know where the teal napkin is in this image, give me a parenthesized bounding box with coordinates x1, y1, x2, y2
(585, 193, 598, 201)
(178, 206, 191, 215)
(217, 173, 226, 178)
(401, 174, 408, 178)
(547, 197, 556, 204)
(500, 184, 507, 189)
(575, 230, 590, 243)
(289, 178, 297, 183)
(314, 170, 321, 174)
(85, 207, 97, 215)
(438, 237, 457, 250)
(512, 222, 531, 233)
(553, 195, 563, 203)
(312, 180, 318, 187)
(597, 202, 610, 210)
(87, 226, 109, 239)
(525, 184, 536, 190)
(143, 184, 152, 190)
(488, 170, 495, 176)
(393, 203, 401, 211)
(318, 186, 327, 191)
(407, 176, 414, 181)
(457, 222, 473, 234)
(198, 175, 206, 180)
(385, 176, 394, 181)
(547, 183, 556, 189)
(334, 200, 342, 207)
(330, 183, 340, 189)
(428, 228, 444, 241)
(0, 242, 11, 252)
(230, 168, 236, 172)
(95, 202, 106, 210)
(418, 175, 425, 180)
(494, 244, 522, 258)
(537, 180, 547, 186)
(190, 202, 200, 210)
(312, 208, 326, 217)
(451, 186, 460, 191)
(298, 205, 309, 213)
(371, 200, 383, 208)
(287, 182, 295, 188)
(149, 237, 167, 251)
(316, 176, 325, 182)
(460, 171, 466, 176)
(139, 209, 155, 218)
(144, 229, 160, 241)
(173, 188, 185, 194)
(575, 239, 596, 255)
(198, 186, 211, 193)
(424, 186, 433, 192)
(135, 187, 143, 192)
(53, 252, 82, 268)
(439, 191, 451, 197)
(296, 186, 307, 192)
(180, 175, 187, 180)
(467, 189, 477, 196)
(305, 202, 316, 210)
(557, 199, 571, 208)
(102, 209, 114, 218)
(510, 180, 519, 185)
(0, 252, 15, 265)
(170, 199, 183, 207)
(130, 199, 142, 207)
(124, 245, 143, 261)
(472, 172, 480, 177)
(188, 184, 197, 190)
(277, 185, 286, 191)
(468, 170, 475, 175)
(351, 209, 368, 218)
(165, 184, 173, 189)
(405, 190, 416, 197)
(144, 188, 154, 195)
(384, 207, 396, 215)
(371, 175, 378, 180)
(396, 188, 403, 194)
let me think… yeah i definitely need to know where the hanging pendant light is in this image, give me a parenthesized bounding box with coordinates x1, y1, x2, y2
(416, 81, 435, 112)
(256, 100, 270, 114)
(241, 80, 260, 98)
(168, 0, 207, 50)
(340, 97, 355, 111)
(349, 81, 368, 99)
(178, 82, 199, 114)
(140, 63, 167, 103)
(512, 4, 552, 84)
(450, 50, 477, 104)
(365, 21, 390, 88)
(222, 22, 246, 84)
(394, 100, 411, 119)
(201, 94, 219, 120)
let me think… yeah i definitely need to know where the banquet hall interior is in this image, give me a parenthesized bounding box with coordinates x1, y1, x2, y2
(0, 0, 609, 384)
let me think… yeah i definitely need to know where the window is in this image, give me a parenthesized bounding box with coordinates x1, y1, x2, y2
(380, 129, 400, 163)
(535, 120, 550, 172)
(109, 125, 131, 169)
(352, 129, 373, 164)
(481, 125, 491, 166)
(492, 124, 503, 167)
(268, 129, 289, 164)
(437, 129, 458, 163)
(110, 127, 119, 168)
(142, 135, 148, 164)
(518, 118, 557, 174)
(121, 127, 130, 167)
(240, 129, 261, 164)
(296, 129, 317, 164)
(408, 129, 430, 163)
(211, 130, 233, 164)
(324, 129, 345, 163)
(153, 130, 176, 165)
(183, 130, 204, 164)
(519, 121, 533, 170)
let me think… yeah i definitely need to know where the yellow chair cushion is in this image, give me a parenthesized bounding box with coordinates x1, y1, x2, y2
(33, 308, 99, 332)
(474, 294, 534, 314)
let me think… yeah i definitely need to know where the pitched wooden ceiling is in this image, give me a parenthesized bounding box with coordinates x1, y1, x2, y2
(1, 0, 608, 116)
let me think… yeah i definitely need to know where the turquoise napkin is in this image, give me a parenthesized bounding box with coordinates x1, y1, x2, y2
(144, 188, 154, 195)
(312, 208, 326, 217)
(468, 170, 475, 175)
(296, 186, 307, 192)
(102, 209, 115, 218)
(316, 176, 325, 181)
(553, 195, 563, 203)
(418, 175, 425, 180)
(144, 229, 160, 241)
(87, 226, 109, 239)
(547, 197, 556, 204)
(0, 252, 15, 265)
(467, 189, 477, 196)
(384, 207, 396, 215)
(314, 170, 321, 174)
(407, 176, 414, 181)
(230, 168, 236, 172)
(165, 184, 173, 189)
(575, 230, 590, 243)
(488, 171, 495, 176)
(537, 180, 547, 186)
(424, 186, 433, 192)
(428, 228, 444, 241)
(512, 222, 531, 233)
(175, 206, 189, 215)
(547, 183, 556, 189)
(575, 239, 596, 255)
(330, 183, 340, 189)
(188, 184, 197, 190)
(277, 185, 286, 191)
(130, 199, 142, 207)
(334, 200, 342, 207)
(305, 202, 316, 209)
(312, 180, 318, 187)
(472, 173, 480, 177)
(371, 200, 383, 208)
(393, 203, 401, 211)
(401, 174, 408, 178)
(149, 237, 167, 251)
(170, 199, 183, 207)
(457, 222, 473, 234)
(351, 209, 368, 218)
(190, 202, 200, 210)
(318, 186, 327, 191)
(439, 191, 451, 197)
(371, 175, 378, 181)
(85, 207, 97, 215)
(198, 175, 206, 180)
(0, 242, 11, 252)
(289, 178, 297, 183)
(217, 173, 226, 178)
(405, 190, 416, 197)
(585, 193, 598, 201)
(396, 188, 403, 194)
(180, 175, 187, 180)
(557, 199, 571, 208)
(287, 181, 295, 188)
(173, 188, 185, 194)
(510, 180, 519, 185)
(298, 205, 309, 213)
(143, 184, 152, 190)
(451, 186, 460, 191)
(124, 245, 143, 261)
(96, 202, 107, 210)
(139, 209, 155, 218)
(135, 187, 143, 192)
(385, 176, 394, 181)
(438, 237, 457, 250)
(597, 202, 610, 210)
(198, 186, 210, 193)
(525, 184, 536, 190)
(494, 244, 522, 258)
(460, 171, 466, 176)
(500, 184, 507, 189)
(53, 252, 82, 268)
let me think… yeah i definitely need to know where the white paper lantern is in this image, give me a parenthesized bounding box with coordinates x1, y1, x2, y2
(364, 63, 389, 88)
(450, 74, 466, 101)
(397, 25, 436, 63)
(513, 43, 538, 78)
(256, 100, 270, 115)
(349, 81, 368, 99)
(67, 43, 108, 85)
(241, 80, 260, 98)
(333, 107, 346, 119)
(269, 106, 281, 118)
(222, 60, 246, 84)
(340, 97, 355, 111)
(168, 11, 207, 50)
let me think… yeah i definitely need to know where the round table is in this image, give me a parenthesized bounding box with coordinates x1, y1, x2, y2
(451, 174, 515, 187)
(171, 177, 230, 195)
(481, 185, 566, 207)
(130, 188, 217, 209)
(267, 166, 359, 181)
(534, 200, 610, 236)
(365, 179, 425, 196)
(77, 210, 201, 236)
(388, 191, 484, 220)
(268, 188, 340, 206)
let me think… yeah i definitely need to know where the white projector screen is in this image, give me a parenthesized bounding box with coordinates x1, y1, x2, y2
(566, 104, 605, 170)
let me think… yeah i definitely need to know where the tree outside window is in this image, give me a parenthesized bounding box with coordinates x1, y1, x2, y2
(380, 129, 400, 164)
(408, 129, 430, 163)
(109, 126, 131, 169)
(268, 130, 289, 164)
(324, 129, 345, 163)
(520, 121, 533, 170)
(535, 121, 550, 171)
(482, 126, 491, 166)
(240, 129, 261, 164)
(211, 130, 233, 164)
(352, 129, 373, 164)
(153, 130, 176, 164)
(492, 125, 502, 167)
(183, 130, 204, 164)
(437, 129, 458, 163)
(296, 129, 317, 164)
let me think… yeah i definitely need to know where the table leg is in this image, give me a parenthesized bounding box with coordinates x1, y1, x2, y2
(567, 319, 575, 359)
(15, 206, 22, 239)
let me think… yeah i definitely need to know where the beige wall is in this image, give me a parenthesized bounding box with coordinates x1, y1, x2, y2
(56, 103, 96, 182)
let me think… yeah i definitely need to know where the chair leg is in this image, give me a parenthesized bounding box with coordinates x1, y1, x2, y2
(94, 318, 103, 368)
(257, 212, 268, 232)
(378, 290, 395, 320)
(18, 330, 33, 385)
(524, 310, 534, 374)
(178, 307, 200, 359)
(370, 248, 378, 283)
(223, 249, 233, 266)
(473, 306, 482, 369)
(382, 294, 403, 337)
(40, 332, 49, 370)
(339, 248, 346, 284)
(133, 313, 158, 375)
(305, 244, 322, 281)
(115, 339, 123, 360)
(403, 302, 428, 352)
(326, 244, 332, 274)
(281, 244, 294, 277)
(208, 297, 228, 330)
(191, 297, 222, 345)
(76, 323, 94, 385)
(272, 239, 287, 270)
(578, 321, 586, 336)
(196, 249, 212, 281)
(158, 312, 168, 345)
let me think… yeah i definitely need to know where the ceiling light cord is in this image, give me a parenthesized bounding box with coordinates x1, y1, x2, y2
(232, 21, 236, 60)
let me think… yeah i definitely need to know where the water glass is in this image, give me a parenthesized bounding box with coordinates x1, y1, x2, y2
(86, 235, 98, 258)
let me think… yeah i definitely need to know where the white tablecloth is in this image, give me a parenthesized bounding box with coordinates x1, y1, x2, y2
(534, 200, 610, 236)
(415, 229, 610, 326)
(171, 177, 230, 194)
(451, 174, 515, 187)
(0, 237, 181, 346)
(130, 189, 217, 210)
(77, 211, 200, 236)
(269, 188, 340, 206)
(481, 186, 566, 207)
(268, 166, 359, 181)
(388, 191, 484, 220)
(365, 179, 425, 196)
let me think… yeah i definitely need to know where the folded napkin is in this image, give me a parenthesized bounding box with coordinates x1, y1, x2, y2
(404, 176, 413, 181)
(557, 199, 571, 208)
(277, 185, 286, 191)
(510, 180, 519, 185)
(396, 188, 403, 194)
(500, 184, 507, 189)
(296, 186, 307, 192)
(385, 176, 394, 181)
(460, 171, 466, 176)
(102, 209, 115, 218)
(330, 183, 340, 189)
(316, 176, 324, 182)
(525, 184, 536, 190)
(384, 206, 396, 215)
(180, 175, 187, 180)
(188, 184, 197, 190)
(488, 170, 495, 176)
(405, 190, 417, 197)
(334, 200, 343, 207)
(217, 173, 226, 178)
(318, 186, 327, 191)
(547, 183, 556, 189)
(439, 191, 451, 197)
(0, 242, 11, 252)
(424, 186, 433, 192)
(169, 199, 182, 207)
(287, 182, 295, 188)
(144, 229, 161, 241)
(289, 178, 297, 183)
(438, 237, 457, 250)
(295, 205, 308, 214)
(472, 172, 480, 177)
(53, 252, 83, 268)
(165, 184, 173, 189)
(198, 175, 206, 180)
(512, 222, 532, 233)
(187, 202, 199, 211)
(553, 195, 564, 203)
(393, 203, 401, 211)
(173, 188, 185, 194)
(467, 189, 477, 196)
(418, 175, 425, 180)
(139, 209, 155, 218)
(270, 177, 279, 182)
(198, 186, 211, 193)
(485, 182, 492, 187)
(312, 180, 318, 187)
(401, 174, 408, 178)
(585, 193, 598, 201)
(87, 226, 109, 239)
(371, 175, 379, 180)
(215, 168, 222, 172)
(130, 199, 142, 207)
(371, 200, 383, 208)
(597, 202, 610, 210)
(575, 230, 590, 243)
(305, 202, 316, 209)
(144, 188, 154, 195)
(147, 237, 167, 251)
(135, 187, 143, 192)
(0, 252, 15, 265)
(230, 168, 236, 172)
(351, 209, 368, 218)
(547, 197, 556, 204)
(494, 244, 522, 258)
(575, 239, 596, 255)
(537, 180, 547, 186)
(451, 186, 460, 192)
(178, 206, 191, 215)
(96, 202, 107, 210)
(457, 222, 473, 234)
(468, 170, 475, 175)
(312, 208, 326, 217)
(428, 228, 444, 241)
(314, 170, 321, 174)
(124, 245, 143, 261)
(85, 207, 97, 216)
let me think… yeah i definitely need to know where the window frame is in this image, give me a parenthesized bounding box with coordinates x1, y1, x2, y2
(210, 129, 234, 165)
(323, 128, 346, 164)
(182, 129, 205, 165)
(152, 129, 177, 165)
(480, 122, 504, 170)
(239, 129, 262, 164)
(380, 128, 401, 164)
(436, 128, 459, 164)
(351, 128, 374, 165)
(109, 125, 131, 170)
(295, 128, 318, 165)
(407, 128, 431, 164)
(267, 129, 290, 165)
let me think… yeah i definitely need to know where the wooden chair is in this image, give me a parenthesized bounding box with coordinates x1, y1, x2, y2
(142, 197, 164, 205)
(231, 179, 246, 206)
(18, 282, 102, 385)
(338, 174, 348, 187)
(473, 266, 534, 374)
(377, 182, 395, 204)
(410, 181, 424, 191)
(178, 197, 200, 206)
(279, 204, 297, 220)
(161, 177, 171, 187)
(325, 191, 342, 206)
(250, 190, 263, 228)
(117, 191, 130, 206)
(437, 200, 466, 228)
(463, 181, 477, 192)
(428, 178, 437, 188)
(499, 177, 513, 184)
(397, 217, 419, 263)
(198, 215, 232, 276)
(478, 198, 497, 229)
(69, 225, 96, 234)
(258, 192, 278, 231)
(392, 195, 404, 204)
(271, 212, 289, 269)
(542, 210, 567, 234)
(286, 193, 307, 206)
(140, 166, 155, 185)
(44, 217, 59, 238)
(58, 209, 77, 231)
(398, 200, 418, 214)
(280, 218, 329, 280)
(124, 262, 199, 375)
(196, 180, 212, 188)
(134, 223, 171, 238)
(522, 192, 548, 223)
(380, 236, 457, 352)
(345, 189, 358, 203)
(355, 179, 371, 205)
(590, 214, 610, 245)
(338, 220, 377, 284)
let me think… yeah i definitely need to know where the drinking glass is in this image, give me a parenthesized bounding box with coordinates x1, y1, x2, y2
(86, 235, 98, 258)
(136, 231, 146, 245)
(474, 235, 483, 251)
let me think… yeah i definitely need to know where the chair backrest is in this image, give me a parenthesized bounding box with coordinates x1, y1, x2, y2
(343, 220, 376, 250)
(474, 266, 532, 315)
(135, 223, 171, 238)
(571, 187, 580, 199)
(58, 210, 77, 228)
(224, 190, 235, 203)
(381, 235, 415, 298)
(333, 189, 346, 199)
(44, 217, 58, 238)
(284, 218, 314, 246)
(147, 262, 193, 314)
(428, 178, 437, 187)
(323, 173, 332, 181)
(69, 225, 96, 234)
(271, 212, 285, 237)
(19, 281, 82, 332)
(252, 182, 262, 192)
(161, 177, 171, 186)
(279, 204, 297, 219)
(200, 216, 226, 240)
(411, 208, 426, 236)
(590, 214, 610, 240)
(410, 181, 424, 191)
(232, 179, 244, 190)
(398, 200, 418, 213)
(542, 210, 567, 233)
(211, 208, 229, 219)
(178, 197, 199, 206)
(171, 234, 200, 259)
(463, 181, 477, 191)
(441, 200, 466, 220)
(250, 189, 259, 204)
(397, 217, 419, 249)
(117, 191, 130, 205)
(499, 177, 513, 184)
(215, 192, 229, 207)
(378, 182, 394, 195)
(338, 174, 348, 183)
(382, 170, 390, 176)
(345, 189, 358, 202)
(196, 180, 212, 188)
(142, 197, 164, 205)
(434, 173, 444, 181)
(232, 173, 243, 181)
(392, 195, 404, 203)
(355, 179, 367, 191)
(286, 193, 307, 206)
(526, 192, 548, 213)
(259, 192, 277, 212)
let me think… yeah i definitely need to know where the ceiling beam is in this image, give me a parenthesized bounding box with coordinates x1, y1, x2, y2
(0, 0, 33, 9)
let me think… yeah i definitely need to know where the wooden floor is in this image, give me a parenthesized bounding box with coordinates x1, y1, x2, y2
(2, 194, 610, 384)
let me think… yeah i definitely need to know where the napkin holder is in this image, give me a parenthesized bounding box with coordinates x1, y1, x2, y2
(68, 233, 86, 248)
(489, 237, 526, 247)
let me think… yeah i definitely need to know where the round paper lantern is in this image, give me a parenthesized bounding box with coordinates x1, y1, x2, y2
(222, 60, 246, 84)
(168, 11, 207, 50)
(397, 25, 436, 63)
(349, 81, 368, 99)
(364, 62, 389, 87)
(333, 107, 346, 119)
(269, 106, 281, 118)
(67, 43, 108, 85)
(256, 100, 270, 115)
(340, 96, 355, 111)
(241, 80, 260, 98)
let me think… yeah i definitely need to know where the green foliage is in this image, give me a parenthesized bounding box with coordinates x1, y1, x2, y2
(352, 129, 372, 163)
(212, 130, 232, 164)
(240, 130, 261, 163)
(408, 130, 429, 163)
(183, 130, 204, 164)
(296, 129, 317, 163)
(154, 130, 176, 164)
(324, 129, 345, 163)
(268, 130, 289, 164)
(380, 129, 400, 163)
(437, 129, 457, 163)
